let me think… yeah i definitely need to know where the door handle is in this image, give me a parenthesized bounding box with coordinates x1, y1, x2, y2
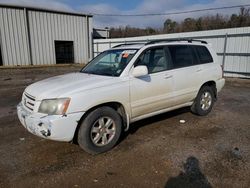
(164, 75, 173, 79)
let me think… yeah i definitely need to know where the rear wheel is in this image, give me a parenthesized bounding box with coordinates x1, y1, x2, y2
(78, 107, 122, 154)
(191, 86, 215, 116)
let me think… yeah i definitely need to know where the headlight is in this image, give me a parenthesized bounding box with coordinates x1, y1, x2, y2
(38, 98, 70, 115)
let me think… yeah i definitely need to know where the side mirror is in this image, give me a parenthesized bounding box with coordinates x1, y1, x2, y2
(132, 65, 148, 77)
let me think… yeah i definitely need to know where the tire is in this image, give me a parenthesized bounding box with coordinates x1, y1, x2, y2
(78, 106, 122, 154)
(191, 86, 215, 116)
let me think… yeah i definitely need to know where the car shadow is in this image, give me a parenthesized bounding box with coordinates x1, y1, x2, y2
(165, 156, 212, 188)
(124, 106, 190, 136)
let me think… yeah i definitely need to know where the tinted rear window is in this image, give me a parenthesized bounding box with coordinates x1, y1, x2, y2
(194, 45, 213, 64)
(168, 45, 198, 68)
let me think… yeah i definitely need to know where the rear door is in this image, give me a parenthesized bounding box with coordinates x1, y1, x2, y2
(167, 45, 202, 105)
(192, 45, 217, 83)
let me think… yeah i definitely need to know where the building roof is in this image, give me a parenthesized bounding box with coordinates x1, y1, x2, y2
(0, 3, 93, 17)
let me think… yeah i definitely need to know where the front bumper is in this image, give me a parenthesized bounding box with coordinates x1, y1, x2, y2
(17, 103, 84, 142)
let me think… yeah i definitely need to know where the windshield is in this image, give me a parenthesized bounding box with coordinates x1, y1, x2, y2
(81, 49, 138, 76)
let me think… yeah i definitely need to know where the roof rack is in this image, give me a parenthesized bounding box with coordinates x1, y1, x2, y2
(111, 38, 207, 49)
(146, 38, 207, 45)
(112, 42, 146, 48)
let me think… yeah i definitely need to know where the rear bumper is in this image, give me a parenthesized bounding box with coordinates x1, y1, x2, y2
(216, 78, 225, 93)
(17, 103, 84, 142)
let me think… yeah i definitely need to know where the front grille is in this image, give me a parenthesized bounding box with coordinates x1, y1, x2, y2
(23, 92, 36, 111)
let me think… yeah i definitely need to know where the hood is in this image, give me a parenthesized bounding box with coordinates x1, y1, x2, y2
(25, 73, 116, 100)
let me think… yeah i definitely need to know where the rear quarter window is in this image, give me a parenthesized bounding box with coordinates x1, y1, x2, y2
(194, 45, 213, 64)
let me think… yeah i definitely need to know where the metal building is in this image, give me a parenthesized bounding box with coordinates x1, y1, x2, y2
(93, 28, 110, 39)
(0, 4, 93, 66)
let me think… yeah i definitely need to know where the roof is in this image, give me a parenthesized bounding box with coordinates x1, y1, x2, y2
(0, 3, 93, 17)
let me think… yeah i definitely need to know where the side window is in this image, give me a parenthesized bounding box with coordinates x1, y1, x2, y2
(194, 46, 213, 64)
(135, 48, 170, 74)
(136, 50, 150, 66)
(168, 45, 197, 69)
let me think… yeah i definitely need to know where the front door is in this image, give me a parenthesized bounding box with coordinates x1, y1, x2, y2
(130, 47, 174, 118)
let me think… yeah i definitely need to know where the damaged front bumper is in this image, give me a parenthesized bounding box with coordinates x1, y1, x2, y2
(17, 103, 84, 142)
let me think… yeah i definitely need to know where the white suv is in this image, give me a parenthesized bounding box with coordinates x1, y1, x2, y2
(17, 39, 225, 154)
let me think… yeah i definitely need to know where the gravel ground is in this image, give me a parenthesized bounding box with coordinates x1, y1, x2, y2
(0, 66, 249, 188)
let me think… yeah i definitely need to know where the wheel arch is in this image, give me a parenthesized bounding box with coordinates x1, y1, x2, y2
(73, 101, 129, 143)
(199, 80, 217, 99)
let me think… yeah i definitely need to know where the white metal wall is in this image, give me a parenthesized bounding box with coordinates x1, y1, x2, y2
(0, 7, 30, 66)
(94, 27, 250, 78)
(0, 6, 93, 66)
(28, 11, 92, 65)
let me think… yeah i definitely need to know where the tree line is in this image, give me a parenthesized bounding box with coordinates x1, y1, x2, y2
(109, 7, 250, 38)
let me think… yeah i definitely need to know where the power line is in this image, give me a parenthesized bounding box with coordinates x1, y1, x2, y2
(90, 4, 250, 17)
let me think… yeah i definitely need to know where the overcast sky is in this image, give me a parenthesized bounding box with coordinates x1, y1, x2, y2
(0, 0, 249, 28)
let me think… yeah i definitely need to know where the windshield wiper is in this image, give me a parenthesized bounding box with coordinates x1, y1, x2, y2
(97, 72, 116, 76)
(81, 70, 116, 77)
(81, 70, 97, 75)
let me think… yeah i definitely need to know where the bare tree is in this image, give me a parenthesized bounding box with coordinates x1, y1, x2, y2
(109, 7, 250, 38)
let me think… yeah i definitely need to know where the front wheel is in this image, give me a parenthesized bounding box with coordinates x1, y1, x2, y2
(191, 86, 215, 116)
(78, 107, 122, 154)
